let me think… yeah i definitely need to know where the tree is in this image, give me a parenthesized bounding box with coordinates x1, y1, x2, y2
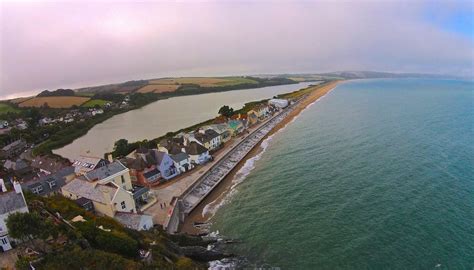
(26, 108, 41, 128)
(113, 139, 130, 157)
(6, 212, 57, 251)
(218, 105, 234, 118)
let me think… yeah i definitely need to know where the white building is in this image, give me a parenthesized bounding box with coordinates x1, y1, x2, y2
(0, 179, 29, 252)
(203, 124, 232, 143)
(268, 99, 289, 108)
(185, 141, 211, 165)
(170, 152, 193, 173)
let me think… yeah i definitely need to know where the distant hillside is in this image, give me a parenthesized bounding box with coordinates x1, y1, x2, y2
(76, 80, 149, 94)
(37, 88, 75, 97)
(75, 76, 297, 95)
(314, 71, 460, 80)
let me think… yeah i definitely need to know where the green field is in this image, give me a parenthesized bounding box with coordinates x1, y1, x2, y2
(75, 92, 95, 97)
(0, 103, 20, 115)
(216, 77, 259, 86)
(81, 99, 109, 108)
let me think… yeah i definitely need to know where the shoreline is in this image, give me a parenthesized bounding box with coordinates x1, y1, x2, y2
(181, 80, 340, 235)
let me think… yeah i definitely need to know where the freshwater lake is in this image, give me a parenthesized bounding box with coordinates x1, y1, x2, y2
(54, 82, 313, 160)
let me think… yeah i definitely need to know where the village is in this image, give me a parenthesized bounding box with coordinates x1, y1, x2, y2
(0, 94, 293, 260)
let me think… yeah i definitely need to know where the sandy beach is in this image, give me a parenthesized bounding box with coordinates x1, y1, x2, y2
(181, 80, 340, 234)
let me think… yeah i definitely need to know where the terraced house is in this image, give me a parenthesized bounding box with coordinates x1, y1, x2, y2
(193, 129, 222, 151)
(61, 179, 137, 217)
(61, 161, 151, 218)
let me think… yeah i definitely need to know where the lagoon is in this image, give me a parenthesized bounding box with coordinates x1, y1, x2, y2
(54, 82, 313, 161)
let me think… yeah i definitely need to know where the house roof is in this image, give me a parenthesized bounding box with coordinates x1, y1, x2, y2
(62, 178, 117, 204)
(114, 212, 152, 230)
(154, 151, 167, 164)
(0, 191, 27, 215)
(206, 124, 230, 135)
(73, 156, 108, 174)
(159, 139, 183, 155)
(204, 129, 220, 139)
(3, 159, 29, 171)
(136, 147, 150, 154)
(22, 166, 74, 196)
(85, 161, 127, 181)
(171, 152, 189, 163)
(228, 120, 243, 129)
(122, 157, 149, 171)
(1, 139, 26, 152)
(143, 168, 160, 179)
(131, 185, 149, 199)
(168, 144, 183, 155)
(193, 132, 211, 144)
(185, 141, 208, 155)
(31, 156, 69, 174)
(75, 197, 92, 206)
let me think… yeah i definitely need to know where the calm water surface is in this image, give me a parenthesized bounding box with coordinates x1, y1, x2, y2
(210, 79, 473, 269)
(54, 82, 313, 160)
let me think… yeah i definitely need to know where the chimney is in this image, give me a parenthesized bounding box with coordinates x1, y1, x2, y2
(0, 178, 7, 192)
(107, 153, 113, 163)
(13, 180, 22, 194)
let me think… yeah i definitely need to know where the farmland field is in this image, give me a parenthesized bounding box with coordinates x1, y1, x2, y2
(82, 99, 109, 108)
(148, 77, 258, 87)
(137, 84, 180, 93)
(19, 96, 90, 108)
(0, 103, 20, 115)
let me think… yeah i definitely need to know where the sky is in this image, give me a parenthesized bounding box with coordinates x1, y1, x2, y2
(0, 0, 473, 99)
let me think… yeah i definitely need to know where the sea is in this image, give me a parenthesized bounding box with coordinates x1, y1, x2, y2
(207, 79, 474, 269)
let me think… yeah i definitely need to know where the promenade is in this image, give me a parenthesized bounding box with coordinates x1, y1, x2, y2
(165, 99, 301, 233)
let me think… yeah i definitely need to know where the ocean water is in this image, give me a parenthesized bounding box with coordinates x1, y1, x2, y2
(209, 79, 474, 269)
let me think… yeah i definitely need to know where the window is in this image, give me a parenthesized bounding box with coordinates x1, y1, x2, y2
(121, 175, 125, 184)
(121, 201, 126, 209)
(1, 237, 8, 245)
(33, 185, 44, 194)
(48, 180, 56, 189)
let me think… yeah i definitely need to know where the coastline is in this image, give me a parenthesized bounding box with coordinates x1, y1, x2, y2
(181, 80, 340, 234)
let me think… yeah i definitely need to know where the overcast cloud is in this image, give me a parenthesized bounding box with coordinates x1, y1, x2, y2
(0, 0, 473, 98)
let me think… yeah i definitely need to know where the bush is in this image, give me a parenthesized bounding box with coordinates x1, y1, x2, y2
(38, 247, 141, 269)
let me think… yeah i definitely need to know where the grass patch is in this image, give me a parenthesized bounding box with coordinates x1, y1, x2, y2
(75, 92, 95, 97)
(82, 99, 109, 108)
(0, 103, 20, 115)
(216, 76, 259, 86)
